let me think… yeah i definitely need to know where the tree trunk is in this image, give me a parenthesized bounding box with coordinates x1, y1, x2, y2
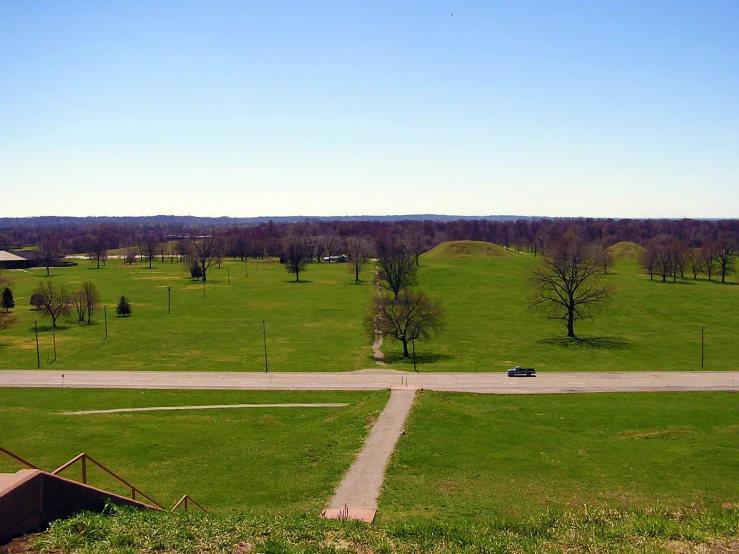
(567, 308, 575, 338)
(402, 339, 409, 357)
(202, 268, 207, 282)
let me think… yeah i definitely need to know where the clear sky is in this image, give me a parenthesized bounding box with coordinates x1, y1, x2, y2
(1, 1, 737, 219)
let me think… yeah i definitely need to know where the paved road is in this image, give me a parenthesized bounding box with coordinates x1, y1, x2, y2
(1, 369, 738, 393)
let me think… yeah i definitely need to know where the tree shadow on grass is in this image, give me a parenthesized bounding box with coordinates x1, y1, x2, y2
(537, 336, 631, 350)
(380, 352, 454, 365)
(285, 280, 312, 284)
(28, 324, 70, 333)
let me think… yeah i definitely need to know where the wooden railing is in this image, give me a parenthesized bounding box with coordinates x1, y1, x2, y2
(0, 446, 40, 470)
(1, 446, 205, 513)
(52, 453, 165, 510)
(172, 494, 207, 513)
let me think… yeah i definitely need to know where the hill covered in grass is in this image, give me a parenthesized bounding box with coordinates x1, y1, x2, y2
(608, 241, 646, 260)
(424, 240, 516, 259)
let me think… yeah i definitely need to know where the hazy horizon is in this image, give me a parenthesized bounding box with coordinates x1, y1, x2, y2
(2, 1, 738, 219)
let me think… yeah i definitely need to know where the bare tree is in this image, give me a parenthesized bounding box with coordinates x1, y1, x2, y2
(282, 233, 310, 282)
(700, 244, 717, 281)
(72, 290, 87, 322)
(376, 237, 418, 300)
(639, 247, 657, 280)
(140, 231, 161, 269)
(367, 290, 444, 358)
(189, 229, 223, 282)
(83, 281, 100, 324)
(87, 226, 109, 269)
(405, 228, 430, 266)
(715, 233, 736, 283)
(33, 281, 72, 328)
(530, 232, 613, 338)
(684, 249, 704, 280)
(593, 242, 614, 274)
(323, 234, 343, 263)
(347, 237, 372, 284)
(38, 239, 60, 277)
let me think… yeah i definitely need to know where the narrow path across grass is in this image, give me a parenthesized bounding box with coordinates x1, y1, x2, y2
(323, 388, 416, 522)
(62, 403, 349, 415)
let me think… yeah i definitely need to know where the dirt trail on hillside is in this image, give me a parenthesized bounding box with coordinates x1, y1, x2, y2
(326, 388, 416, 513)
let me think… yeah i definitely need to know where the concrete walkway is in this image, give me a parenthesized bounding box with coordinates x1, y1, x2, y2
(322, 388, 416, 523)
(1, 369, 737, 394)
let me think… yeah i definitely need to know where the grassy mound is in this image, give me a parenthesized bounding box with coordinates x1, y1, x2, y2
(424, 240, 515, 259)
(609, 241, 646, 259)
(25, 506, 739, 554)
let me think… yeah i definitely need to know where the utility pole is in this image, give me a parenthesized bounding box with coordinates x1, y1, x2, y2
(34, 322, 40, 369)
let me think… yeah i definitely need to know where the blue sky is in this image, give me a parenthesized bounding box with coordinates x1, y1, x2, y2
(1, 1, 737, 218)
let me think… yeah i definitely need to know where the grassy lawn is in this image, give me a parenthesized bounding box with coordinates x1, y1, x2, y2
(379, 391, 739, 522)
(0, 388, 388, 514)
(381, 250, 739, 372)
(0, 244, 737, 372)
(0, 258, 375, 372)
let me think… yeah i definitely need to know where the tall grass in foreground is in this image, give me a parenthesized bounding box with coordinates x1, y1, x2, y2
(30, 505, 739, 553)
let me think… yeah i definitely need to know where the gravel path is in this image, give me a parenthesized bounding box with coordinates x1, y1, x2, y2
(325, 388, 416, 519)
(62, 403, 349, 415)
(371, 269, 386, 366)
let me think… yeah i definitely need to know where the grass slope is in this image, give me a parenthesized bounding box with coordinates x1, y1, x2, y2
(380, 391, 739, 521)
(609, 241, 646, 260)
(424, 240, 515, 259)
(0, 388, 388, 513)
(24, 506, 739, 554)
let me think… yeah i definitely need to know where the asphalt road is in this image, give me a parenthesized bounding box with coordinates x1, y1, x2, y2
(1, 369, 738, 394)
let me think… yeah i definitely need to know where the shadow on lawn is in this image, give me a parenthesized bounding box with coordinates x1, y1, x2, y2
(537, 336, 630, 350)
(381, 352, 454, 365)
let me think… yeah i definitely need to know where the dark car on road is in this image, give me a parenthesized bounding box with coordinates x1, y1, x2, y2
(507, 366, 536, 377)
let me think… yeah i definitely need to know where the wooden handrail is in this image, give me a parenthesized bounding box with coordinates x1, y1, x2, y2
(0, 446, 40, 470)
(52, 453, 164, 510)
(171, 494, 207, 513)
(2, 446, 204, 513)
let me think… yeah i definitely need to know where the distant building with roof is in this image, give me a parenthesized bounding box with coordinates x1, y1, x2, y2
(0, 250, 31, 269)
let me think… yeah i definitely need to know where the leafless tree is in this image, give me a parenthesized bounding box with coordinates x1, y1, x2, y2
(189, 229, 223, 282)
(530, 232, 613, 338)
(405, 228, 430, 266)
(323, 234, 343, 263)
(140, 232, 161, 269)
(282, 233, 310, 282)
(715, 233, 736, 283)
(347, 237, 372, 284)
(376, 237, 418, 300)
(87, 226, 109, 269)
(72, 290, 87, 322)
(684, 249, 704, 280)
(124, 247, 137, 266)
(593, 242, 614, 274)
(83, 281, 100, 324)
(700, 244, 717, 281)
(366, 290, 444, 358)
(639, 248, 657, 280)
(33, 281, 72, 328)
(38, 239, 60, 277)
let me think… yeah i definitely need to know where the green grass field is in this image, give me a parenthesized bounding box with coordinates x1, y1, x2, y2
(379, 391, 739, 522)
(0, 258, 375, 372)
(0, 243, 737, 372)
(0, 388, 388, 514)
(381, 245, 739, 372)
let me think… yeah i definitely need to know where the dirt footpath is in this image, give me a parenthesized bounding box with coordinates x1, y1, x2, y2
(325, 388, 416, 518)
